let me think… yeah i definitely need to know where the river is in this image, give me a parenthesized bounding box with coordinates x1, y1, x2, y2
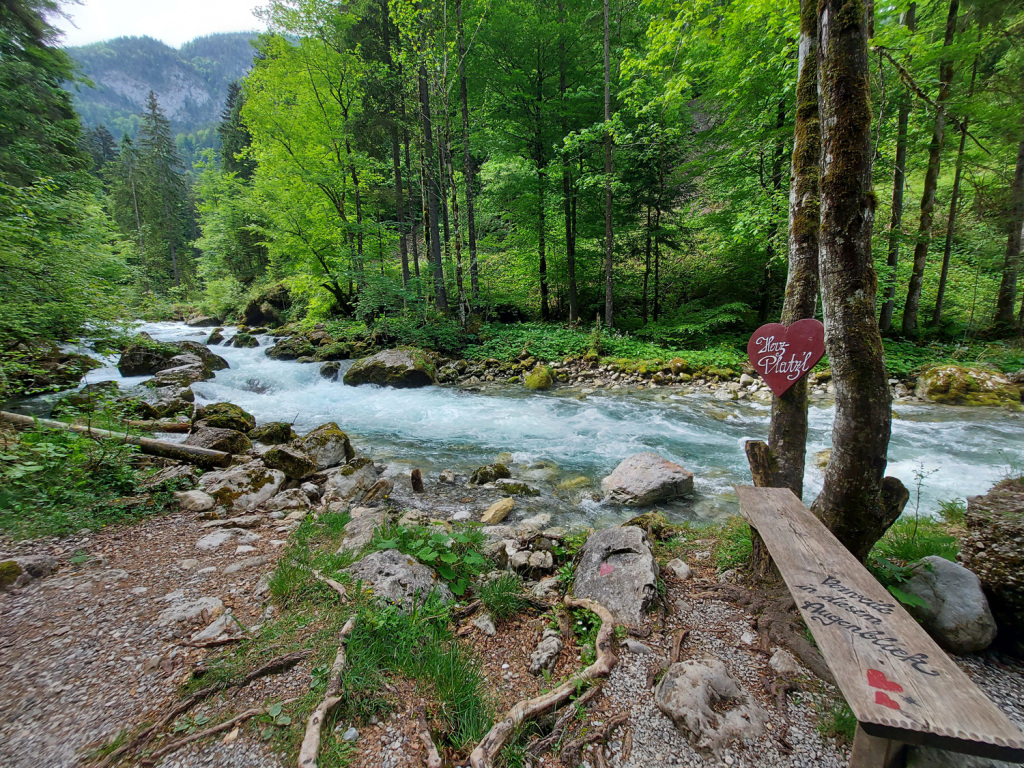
(34, 321, 1024, 526)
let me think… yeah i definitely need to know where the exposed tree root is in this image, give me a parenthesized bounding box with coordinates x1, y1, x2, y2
(451, 599, 482, 621)
(698, 584, 835, 686)
(298, 616, 357, 768)
(560, 712, 628, 767)
(140, 697, 300, 765)
(670, 628, 690, 664)
(91, 649, 312, 767)
(416, 704, 443, 768)
(764, 674, 801, 754)
(311, 569, 347, 600)
(525, 684, 603, 757)
(468, 597, 618, 768)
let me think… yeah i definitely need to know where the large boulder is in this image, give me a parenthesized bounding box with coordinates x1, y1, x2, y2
(174, 340, 229, 371)
(524, 365, 554, 391)
(601, 452, 694, 506)
(321, 461, 379, 501)
(117, 342, 179, 376)
(185, 315, 221, 328)
(193, 402, 255, 432)
(300, 422, 355, 469)
(262, 446, 317, 481)
(347, 549, 453, 609)
(959, 479, 1024, 655)
(243, 283, 291, 327)
(231, 332, 259, 348)
(199, 460, 286, 511)
(250, 422, 298, 445)
(901, 556, 997, 654)
(184, 427, 252, 454)
(152, 386, 195, 418)
(343, 348, 437, 388)
(266, 337, 316, 360)
(145, 355, 213, 388)
(915, 365, 1022, 410)
(572, 526, 659, 626)
(654, 657, 767, 754)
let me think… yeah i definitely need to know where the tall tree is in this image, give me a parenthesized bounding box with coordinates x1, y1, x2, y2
(994, 108, 1024, 328)
(218, 81, 256, 179)
(419, 64, 447, 310)
(901, 0, 959, 336)
(603, 0, 614, 327)
(878, 2, 916, 334)
(558, 1, 579, 323)
(457, 0, 480, 302)
(813, 0, 898, 561)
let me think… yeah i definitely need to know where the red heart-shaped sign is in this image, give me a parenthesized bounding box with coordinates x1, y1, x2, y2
(875, 691, 901, 710)
(747, 319, 826, 397)
(866, 668, 904, 693)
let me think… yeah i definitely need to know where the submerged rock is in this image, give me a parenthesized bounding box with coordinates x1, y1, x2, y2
(915, 365, 1022, 409)
(573, 526, 658, 626)
(901, 556, 997, 654)
(343, 348, 437, 388)
(601, 452, 694, 506)
(346, 548, 453, 608)
(301, 422, 355, 469)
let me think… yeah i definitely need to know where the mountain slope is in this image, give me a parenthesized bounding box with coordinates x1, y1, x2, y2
(67, 33, 258, 138)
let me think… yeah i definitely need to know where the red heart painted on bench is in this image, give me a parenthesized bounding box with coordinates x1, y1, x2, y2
(867, 669, 904, 693)
(875, 691, 901, 711)
(746, 319, 826, 397)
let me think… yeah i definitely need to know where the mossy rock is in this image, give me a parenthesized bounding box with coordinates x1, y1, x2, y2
(193, 402, 256, 432)
(117, 396, 160, 420)
(524, 365, 554, 391)
(494, 479, 541, 497)
(266, 337, 316, 361)
(250, 422, 297, 445)
(343, 348, 437, 388)
(320, 362, 342, 381)
(301, 422, 355, 469)
(338, 457, 375, 476)
(624, 511, 678, 541)
(117, 340, 180, 376)
(184, 427, 252, 454)
(206, 328, 225, 345)
(231, 332, 259, 349)
(0, 560, 24, 590)
(315, 342, 352, 362)
(262, 446, 317, 480)
(915, 365, 1022, 410)
(175, 341, 229, 371)
(556, 476, 591, 492)
(469, 463, 511, 485)
(704, 366, 736, 380)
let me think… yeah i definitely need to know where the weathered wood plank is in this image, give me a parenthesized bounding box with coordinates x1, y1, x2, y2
(736, 485, 1024, 763)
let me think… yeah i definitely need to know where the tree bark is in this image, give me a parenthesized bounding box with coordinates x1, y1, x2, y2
(419, 65, 447, 310)
(559, 1, 578, 323)
(759, 99, 789, 324)
(745, 440, 780, 582)
(878, 2, 915, 334)
(995, 115, 1024, 328)
(383, 6, 409, 288)
(603, 0, 614, 328)
(933, 50, 978, 326)
(643, 206, 652, 324)
(457, 0, 480, 302)
(901, 0, 958, 337)
(769, 0, 820, 501)
(812, 0, 894, 562)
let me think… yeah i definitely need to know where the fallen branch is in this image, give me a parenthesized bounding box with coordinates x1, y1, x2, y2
(311, 569, 347, 601)
(526, 684, 603, 757)
(561, 713, 628, 767)
(126, 419, 192, 433)
(451, 600, 482, 621)
(141, 697, 300, 765)
(671, 628, 690, 664)
(469, 597, 619, 768)
(91, 650, 311, 767)
(298, 616, 357, 768)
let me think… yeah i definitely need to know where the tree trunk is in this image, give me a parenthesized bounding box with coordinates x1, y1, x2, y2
(878, 3, 916, 334)
(559, 1, 578, 323)
(759, 99, 789, 324)
(448, 127, 466, 323)
(995, 115, 1024, 328)
(901, 0, 958, 337)
(643, 206, 651, 325)
(539, 165, 549, 320)
(769, 0, 820, 500)
(745, 440, 780, 582)
(812, 0, 894, 562)
(419, 66, 447, 311)
(653, 213, 662, 321)
(457, 0, 479, 302)
(383, 7, 409, 288)
(603, 0, 614, 328)
(933, 51, 978, 326)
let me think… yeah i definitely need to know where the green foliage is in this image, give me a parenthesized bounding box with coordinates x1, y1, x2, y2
(478, 573, 529, 623)
(815, 695, 857, 745)
(372, 523, 490, 597)
(569, 607, 602, 666)
(870, 517, 959, 565)
(0, 425, 179, 538)
(714, 517, 753, 572)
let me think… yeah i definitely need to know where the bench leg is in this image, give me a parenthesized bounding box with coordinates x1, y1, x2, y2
(850, 725, 906, 768)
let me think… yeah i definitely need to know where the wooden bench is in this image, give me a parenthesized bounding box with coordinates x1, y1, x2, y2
(736, 485, 1024, 767)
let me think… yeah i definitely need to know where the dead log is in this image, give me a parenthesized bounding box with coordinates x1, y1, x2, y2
(298, 616, 357, 768)
(0, 411, 230, 469)
(125, 419, 192, 433)
(469, 597, 619, 768)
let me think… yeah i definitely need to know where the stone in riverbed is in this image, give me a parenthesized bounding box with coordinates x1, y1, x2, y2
(199, 460, 286, 511)
(185, 315, 221, 328)
(265, 337, 316, 360)
(117, 342, 179, 376)
(343, 348, 437, 388)
(320, 361, 342, 381)
(184, 426, 251, 454)
(250, 422, 297, 445)
(915, 365, 1022, 410)
(469, 463, 511, 485)
(524, 365, 554, 391)
(901, 556, 997, 654)
(146, 355, 213, 388)
(173, 341, 229, 371)
(301, 422, 355, 469)
(192, 402, 255, 432)
(321, 462, 379, 502)
(601, 452, 694, 506)
(346, 549, 453, 609)
(262, 446, 317, 480)
(572, 526, 658, 626)
(481, 498, 514, 525)
(230, 332, 259, 348)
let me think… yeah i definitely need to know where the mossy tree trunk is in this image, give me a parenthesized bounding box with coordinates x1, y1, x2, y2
(769, 0, 820, 500)
(419, 65, 448, 311)
(457, 0, 480, 302)
(901, 0, 959, 337)
(812, 0, 895, 562)
(878, 2, 916, 334)
(603, 0, 614, 328)
(560, 1, 578, 323)
(995, 105, 1024, 329)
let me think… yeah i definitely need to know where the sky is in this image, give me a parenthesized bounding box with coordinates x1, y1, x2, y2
(56, 0, 266, 48)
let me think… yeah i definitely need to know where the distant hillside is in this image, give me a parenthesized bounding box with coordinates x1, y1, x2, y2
(67, 32, 258, 147)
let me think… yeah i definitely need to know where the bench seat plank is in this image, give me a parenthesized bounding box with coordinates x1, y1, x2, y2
(736, 485, 1024, 763)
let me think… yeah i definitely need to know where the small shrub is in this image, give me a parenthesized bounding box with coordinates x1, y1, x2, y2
(479, 573, 528, 622)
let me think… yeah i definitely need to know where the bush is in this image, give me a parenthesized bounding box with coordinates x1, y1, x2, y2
(479, 573, 529, 622)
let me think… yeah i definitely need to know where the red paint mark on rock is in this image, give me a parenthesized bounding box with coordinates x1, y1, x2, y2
(867, 668, 904, 693)
(746, 318, 826, 397)
(599, 563, 615, 577)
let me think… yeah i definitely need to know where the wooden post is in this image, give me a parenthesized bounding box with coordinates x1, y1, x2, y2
(850, 725, 906, 768)
(744, 440, 779, 582)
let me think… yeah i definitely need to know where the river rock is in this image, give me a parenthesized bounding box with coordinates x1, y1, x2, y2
(262, 446, 317, 480)
(146, 355, 213, 388)
(117, 342, 179, 376)
(481, 498, 515, 525)
(250, 422, 297, 445)
(185, 315, 221, 328)
(243, 283, 291, 327)
(231, 332, 259, 348)
(206, 328, 224, 345)
(199, 460, 286, 511)
(185, 426, 252, 454)
(322, 462, 379, 502)
(193, 402, 255, 432)
(153, 387, 195, 418)
(175, 490, 216, 513)
(524, 365, 554, 391)
(265, 488, 311, 513)
(469, 463, 511, 485)
(901, 556, 997, 654)
(343, 348, 437, 388)
(959, 478, 1024, 654)
(174, 340, 229, 371)
(315, 343, 351, 362)
(301, 422, 355, 470)
(266, 337, 316, 360)
(346, 549, 453, 608)
(573, 526, 658, 626)
(601, 452, 694, 506)
(654, 657, 767, 754)
(52, 380, 120, 414)
(915, 365, 1022, 409)
(320, 361, 342, 381)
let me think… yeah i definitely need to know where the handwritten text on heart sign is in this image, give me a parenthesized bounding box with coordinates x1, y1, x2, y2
(753, 335, 815, 381)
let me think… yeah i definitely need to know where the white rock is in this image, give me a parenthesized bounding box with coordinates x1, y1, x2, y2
(157, 596, 225, 626)
(769, 649, 801, 676)
(666, 558, 692, 581)
(473, 613, 497, 636)
(174, 490, 216, 513)
(600, 453, 694, 506)
(196, 530, 235, 551)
